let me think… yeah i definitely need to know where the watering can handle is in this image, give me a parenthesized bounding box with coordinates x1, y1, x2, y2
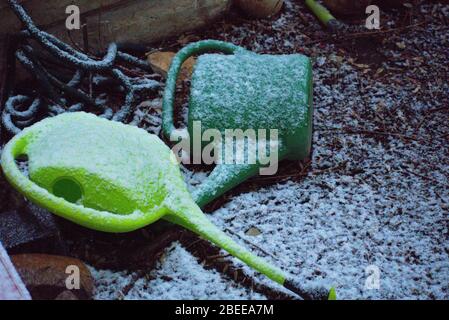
(0, 130, 166, 233)
(162, 40, 246, 138)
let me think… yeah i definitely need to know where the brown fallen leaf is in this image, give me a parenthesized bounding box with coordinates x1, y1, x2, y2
(147, 51, 195, 80)
(235, 0, 284, 19)
(396, 42, 406, 49)
(11, 254, 94, 300)
(323, 0, 372, 16)
(55, 290, 79, 300)
(245, 227, 262, 236)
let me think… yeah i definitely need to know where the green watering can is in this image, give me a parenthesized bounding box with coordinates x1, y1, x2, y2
(1, 112, 333, 299)
(163, 40, 313, 208)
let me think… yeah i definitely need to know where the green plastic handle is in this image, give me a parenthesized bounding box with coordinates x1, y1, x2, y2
(162, 40, 246, 139)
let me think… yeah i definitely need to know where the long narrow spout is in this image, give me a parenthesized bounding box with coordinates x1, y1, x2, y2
(164, 199, 333, 300)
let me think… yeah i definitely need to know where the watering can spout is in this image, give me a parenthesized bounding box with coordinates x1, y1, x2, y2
(193, 143, 289, 208)
(193, 163, 260, 208)
(164, 199, 334, 300)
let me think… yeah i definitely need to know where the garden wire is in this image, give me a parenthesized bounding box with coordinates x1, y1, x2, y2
(1, 0, 160, 137)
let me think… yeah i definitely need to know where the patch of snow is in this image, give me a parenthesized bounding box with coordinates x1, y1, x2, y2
(92, 243, 266, 300)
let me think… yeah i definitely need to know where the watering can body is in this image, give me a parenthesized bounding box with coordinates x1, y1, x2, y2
(163, 40, 313, 207)
(189, 50, 313, 160)
(22, 113, 168, 216)
(0, 112, 182, 232)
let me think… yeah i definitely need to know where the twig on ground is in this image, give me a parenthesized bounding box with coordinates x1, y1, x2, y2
(224, 228, 278, 260)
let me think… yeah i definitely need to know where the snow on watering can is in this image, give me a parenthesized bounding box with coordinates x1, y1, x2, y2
(1, 112, 333, 300)
(162, 40, 313, 208)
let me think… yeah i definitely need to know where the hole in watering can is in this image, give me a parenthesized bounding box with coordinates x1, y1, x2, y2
(52, 178, 83, 204)
(15, 154, 30, 177)
(16, 154, 28, 162)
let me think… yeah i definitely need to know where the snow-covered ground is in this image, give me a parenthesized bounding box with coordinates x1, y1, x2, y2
(91, 1, 448, 299)
(92, 244, 266, 300)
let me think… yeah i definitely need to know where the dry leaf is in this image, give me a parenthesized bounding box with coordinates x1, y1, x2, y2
(245, 227, 262, 236)
(11, 254, 94, 300)
(147, 51, 196, 80)
(396, 42, 406, 49)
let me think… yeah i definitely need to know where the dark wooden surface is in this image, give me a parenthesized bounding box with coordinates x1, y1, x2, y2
(0, 0, 231, 52)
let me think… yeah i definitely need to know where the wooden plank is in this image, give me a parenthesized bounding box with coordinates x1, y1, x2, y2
(82, 0, 230, 49)
(0, 241, 31, 300)
(0, 0, 231, 51)
(0, 0, 124, 33)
